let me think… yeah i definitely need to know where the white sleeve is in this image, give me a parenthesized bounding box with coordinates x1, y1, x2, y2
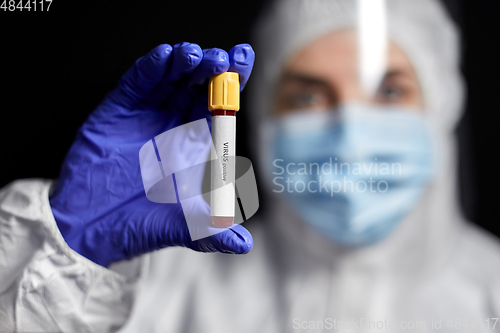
(0, 179, 149, 333)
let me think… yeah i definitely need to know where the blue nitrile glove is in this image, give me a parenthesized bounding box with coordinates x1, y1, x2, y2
(49, 43, 255, 267)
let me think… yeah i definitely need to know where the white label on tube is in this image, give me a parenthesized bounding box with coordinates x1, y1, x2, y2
(211, 115, 236, 218)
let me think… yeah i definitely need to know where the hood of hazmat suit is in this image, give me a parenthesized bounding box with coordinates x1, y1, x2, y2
(1, 0, 500, 332)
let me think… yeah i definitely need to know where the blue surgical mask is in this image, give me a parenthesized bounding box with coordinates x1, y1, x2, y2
(268, 104, 435, 247)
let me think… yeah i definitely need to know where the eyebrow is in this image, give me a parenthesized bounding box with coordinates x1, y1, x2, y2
(279, 72, 332, 88)
(383, 69, 412, 81)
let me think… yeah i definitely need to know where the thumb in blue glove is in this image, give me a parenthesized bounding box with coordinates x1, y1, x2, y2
(49, 42, 255, 267)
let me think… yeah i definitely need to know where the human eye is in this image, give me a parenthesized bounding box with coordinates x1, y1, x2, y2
(373, 70, 422, 108)
(276, 83, 333, 113)
(286, 91, 326, 109)
(376, 83, 407, 103)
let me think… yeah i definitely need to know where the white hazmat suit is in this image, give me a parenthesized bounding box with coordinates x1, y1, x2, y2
(1, 0, 500, 332)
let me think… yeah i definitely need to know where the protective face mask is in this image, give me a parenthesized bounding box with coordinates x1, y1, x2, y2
(267, 103, 435, 247)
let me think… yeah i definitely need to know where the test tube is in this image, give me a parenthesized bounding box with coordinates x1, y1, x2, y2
(208, 72, 240, 228)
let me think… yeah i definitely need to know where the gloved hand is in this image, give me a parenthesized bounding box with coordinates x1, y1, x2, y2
(49, 43, 255, 267)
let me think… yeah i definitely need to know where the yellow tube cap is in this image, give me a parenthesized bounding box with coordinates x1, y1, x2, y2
(208, 72, 240, 111)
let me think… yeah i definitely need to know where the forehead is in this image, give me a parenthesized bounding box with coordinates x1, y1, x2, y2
(283, 29, 417, 81)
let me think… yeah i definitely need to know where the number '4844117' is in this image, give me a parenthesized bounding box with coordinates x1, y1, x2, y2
(1, 0, 53, 11)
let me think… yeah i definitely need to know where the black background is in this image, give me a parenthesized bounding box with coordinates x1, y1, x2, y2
(0, 0, 498, 237)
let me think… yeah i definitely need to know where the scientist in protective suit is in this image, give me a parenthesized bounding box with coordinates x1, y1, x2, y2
(1, 0, 499, 332)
